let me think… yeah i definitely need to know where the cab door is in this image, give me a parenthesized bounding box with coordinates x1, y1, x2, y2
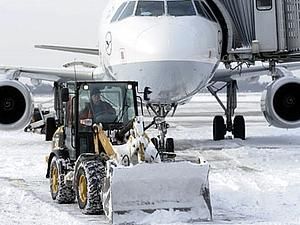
(64, 84, 77, 160)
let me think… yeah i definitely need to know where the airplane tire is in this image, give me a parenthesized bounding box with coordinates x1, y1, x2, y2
(41, 125, 46, 134)
(50, 157, 75, 204)
(75, 159, 105, 215)
(151, 137, 159, 150)
(46, 117, 56, 141)
(213, 116, 226, 141)
(233, 115, 245, 140)
(166, 138, 174, 152)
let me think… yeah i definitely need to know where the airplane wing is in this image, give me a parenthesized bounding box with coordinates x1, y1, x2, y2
(35, 45, 99, 55)
(0, 65, 103, 82)
(0, 44, 102, 81)
(213, 62, 300, 82)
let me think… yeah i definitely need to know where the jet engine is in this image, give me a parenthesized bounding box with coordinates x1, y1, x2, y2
(261, 76, 300, 128)
(0, 80, 33, 130)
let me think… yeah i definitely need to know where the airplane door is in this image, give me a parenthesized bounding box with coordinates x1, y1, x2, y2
(254, 0, 278, 52)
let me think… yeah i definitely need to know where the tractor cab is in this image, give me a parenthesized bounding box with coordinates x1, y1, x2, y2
(61, 81, 139, 160)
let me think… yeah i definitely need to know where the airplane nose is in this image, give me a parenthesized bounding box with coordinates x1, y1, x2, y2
(135, 20, 218, 61)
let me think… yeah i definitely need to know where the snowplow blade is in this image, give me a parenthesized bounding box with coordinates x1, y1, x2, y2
(102, 161, 212, 224)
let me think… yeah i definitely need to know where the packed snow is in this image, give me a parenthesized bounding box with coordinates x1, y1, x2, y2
(0, 93, 300, 225)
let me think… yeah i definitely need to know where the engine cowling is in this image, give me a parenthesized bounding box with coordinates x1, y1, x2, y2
(0, 80, 33, 130)
(261, 76, 300, 128)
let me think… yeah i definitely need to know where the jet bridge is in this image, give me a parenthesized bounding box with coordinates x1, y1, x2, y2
(206, 0, 300, 64)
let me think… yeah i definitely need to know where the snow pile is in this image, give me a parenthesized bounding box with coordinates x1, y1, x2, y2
(114, 209, 206, 225)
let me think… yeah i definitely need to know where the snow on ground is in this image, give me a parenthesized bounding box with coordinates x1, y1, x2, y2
(0, 93, 300, 225)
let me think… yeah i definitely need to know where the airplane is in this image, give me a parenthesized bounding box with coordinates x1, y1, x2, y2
(1, 0, 300, 151)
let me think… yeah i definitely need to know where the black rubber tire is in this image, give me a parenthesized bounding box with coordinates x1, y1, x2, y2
(233, 115, 245, 140)
(213, 116, 226, 141)
(49, 157, 75, 204)
(41, 125, 46, 134)
(151, 137, 159, 150)
(75, 159, 106, 215)
(45, 117, 56, 141)
(166, 138, 174, 152)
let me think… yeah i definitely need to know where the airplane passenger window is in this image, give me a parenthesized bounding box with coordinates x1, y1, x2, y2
(256, 0, 272, 10)
(167, 0, 196, 16)
(111, 2, 127, 22)
(118, 1, 136, 21)
(135, 1, 165, 16)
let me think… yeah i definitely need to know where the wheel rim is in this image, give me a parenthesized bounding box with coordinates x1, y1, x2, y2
(51, 166, 59, 194)
(79, 174, 87, 204)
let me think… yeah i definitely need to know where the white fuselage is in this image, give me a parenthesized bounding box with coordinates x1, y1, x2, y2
(98, 0, 221, 104)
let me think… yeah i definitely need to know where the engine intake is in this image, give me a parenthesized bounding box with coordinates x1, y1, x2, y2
(261, 76, 300, 128)
(0, 80, 33, 130)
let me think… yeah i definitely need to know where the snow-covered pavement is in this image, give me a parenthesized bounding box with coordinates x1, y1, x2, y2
(0, 93, 299, 225)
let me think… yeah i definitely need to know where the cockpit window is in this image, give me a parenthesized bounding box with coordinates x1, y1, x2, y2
(193, 0, 206, 17)
(135, 1, 165, 16)
(194, 0, 216, 21)
(118, 1, 136, 21)
(111, 2, 127, 22)
(167, 0, 196, 16)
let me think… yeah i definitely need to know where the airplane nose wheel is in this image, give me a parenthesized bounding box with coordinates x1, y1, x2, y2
(147, 104, 176, 154)
(166, 138, 174, 152)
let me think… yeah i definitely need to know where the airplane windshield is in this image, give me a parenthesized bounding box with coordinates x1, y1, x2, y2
(111, 2, 127, 22)
(194, 0, 216, 21)
(135, 1, 165, 16)
(111, 0, 213, 20)
(118, 1, 136, 21)
(167, 0, 196, 16)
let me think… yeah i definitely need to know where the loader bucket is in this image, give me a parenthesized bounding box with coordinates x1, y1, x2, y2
(101, 161, 212, 224)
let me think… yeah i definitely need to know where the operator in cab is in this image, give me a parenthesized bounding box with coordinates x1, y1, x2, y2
(80, 88, 116, 123)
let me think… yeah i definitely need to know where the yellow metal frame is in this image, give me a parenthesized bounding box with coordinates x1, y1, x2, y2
(51, 166, 59, 194)
(79, 174, 87, 204)
(93, 124, 116, 158)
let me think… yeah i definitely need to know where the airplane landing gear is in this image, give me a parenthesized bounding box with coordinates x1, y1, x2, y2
(146, 104, 175, 153)
(208, 80, 245, 140)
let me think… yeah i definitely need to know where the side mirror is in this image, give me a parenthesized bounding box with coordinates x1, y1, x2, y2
(61, 88, 69, 102)
(143, 87, 152, 101)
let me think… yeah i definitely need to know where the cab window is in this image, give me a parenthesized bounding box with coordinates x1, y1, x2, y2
(65, 84, 75, 127)
(118, 1, 136, 21)
(135, 1, 165, 16)
(111, 2, 127, 22)
(167, 0, 196, 16)
(78, 83, 136, 126)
